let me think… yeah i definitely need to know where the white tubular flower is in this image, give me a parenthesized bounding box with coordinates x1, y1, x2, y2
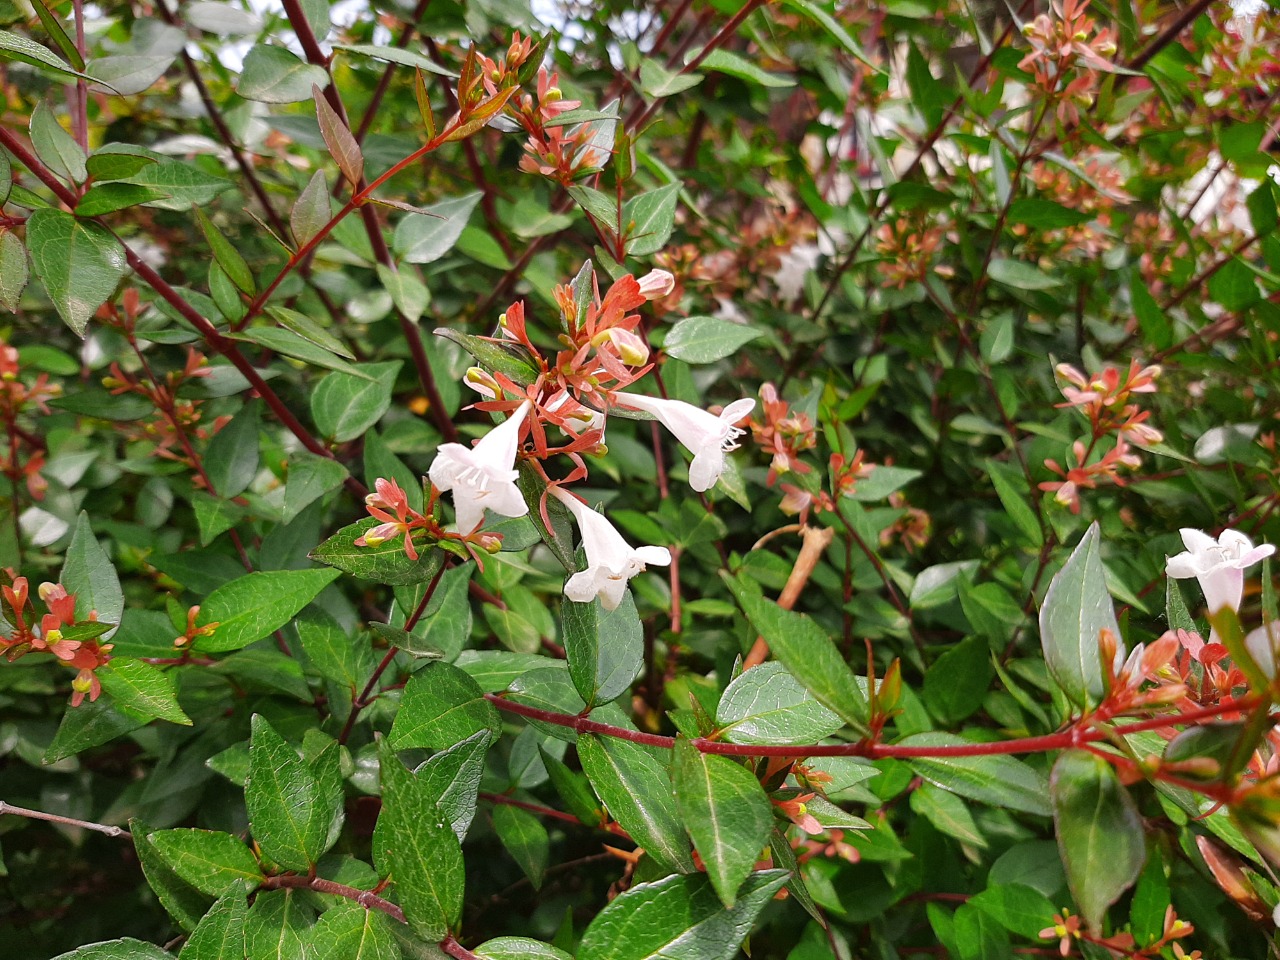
(429, 401, 532, 533)
(555, 489, 671, 610)
(1165, 527, 1275, 619)
(1246, 622, 1279, 680)
(614, 392, 755, 492)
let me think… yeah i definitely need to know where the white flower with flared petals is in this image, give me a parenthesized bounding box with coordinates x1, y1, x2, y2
(614, 392, 755, 492)
(1166, 528, 1274, 617)
(429, 401, 532, 533)
(556, 490, 671, 610)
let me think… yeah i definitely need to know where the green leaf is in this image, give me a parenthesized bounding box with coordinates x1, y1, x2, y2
(283, 452, 349, 523)
(623, 183, 680, 257)
(389, 660, 499, 752)
(661, 316, 763, 364)
(376, 264, 430, 324)
(724, 573, 867, 735)
(116, 161, 232, 210)
(195, 206, 255, 295)
(1038, 522, 1121, 707)
(50, 940, 172, 960)
(898, 733, 1052, 816)
(204, 404, 259, 498)
(978, 311, 1015, 364)
(696, 49, 792, 88)
(45, 698, 147, 762)
(1208, 257, 1259, 310)
(562, 591, 643, 707)
(577, 871, 789, 960)
(987, 258, 1062, 290)
(952, 903, 1011, 960)
(672, 739, 772, 907)
(577, 733, 695, 874)
(244, 888, 315, 960)
(290, 169, 331, 248)
(61, 511, 124, 638)
(845, 465, 922, 502)
(985, 460, 1041, 546)
(0, 145, 9, 206)
(246, 715, 341, 872)
(75, 183, 167, 216)
(434, 328, 540, 386)
(311, 361, 401, 443)
(393, 193, 481, 264)
(234, 325, 368, 379)
(922, 635, 993, 726)
(236, 44, 329, 103)
(493, 804, 550, 890)
(148, 829, 263, 897)
(476, 938, 571, 960)
(306, 900, 398, 960)
(410, 564, 472, 661)
(30, 102, 86, 183)
(85, 146, 156, 182)
(716, 661, 844, 745)
(310, 517, 443, 586)
(779, 0, 877, 70)
(968, 884, 1057, 939)
(192, 491, 244, 546)
(132, 819, 213, 933)
(333, 43, 458, 77)
(88, 53, 180, 96)
(179, 884, 248, 960)
(638, 58, 704, 98)
(909, 783, 986, 847)
(1050, 750, 1146, 929)
(1006, 199, 1092, 229)
(24, 208, 127, 336)
(0, 29, 107, 86)
(414, 730, 490, 841)
(375, 740, 464, 940)
(195, 568, 341, 653)
(1131, 270, 1172, 350)
(0, 230, 28, 311)
(98, 658, 191, 725)
(297, 609, 371, 690)
(313, 84, 363, 187)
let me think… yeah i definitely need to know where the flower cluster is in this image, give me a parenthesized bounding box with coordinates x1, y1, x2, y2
(357, 263, 754, 610)
(1018, 0, 1120, 127)
(1039, 361, 1162, 513)
(101, 347, 230, 473)
(0, 337, 59, 501)
(0, 574, 112, 706)
(873, 215, 951, 289)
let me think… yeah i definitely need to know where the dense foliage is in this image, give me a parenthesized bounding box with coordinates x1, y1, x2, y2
(1, 0, 1279, 957)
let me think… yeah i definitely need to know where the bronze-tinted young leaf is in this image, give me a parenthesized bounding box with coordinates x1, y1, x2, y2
(313, 84, 364, 187)
(1050, 750, 1145, 930)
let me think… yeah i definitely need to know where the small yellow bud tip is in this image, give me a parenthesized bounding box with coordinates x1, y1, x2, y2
(362, 535, 385, 546)
(72, 675, 93, 693)
(45, 629, 62, 644)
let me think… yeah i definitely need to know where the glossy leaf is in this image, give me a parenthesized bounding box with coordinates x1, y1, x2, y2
(246, 715, 341, 872)
(236, 45, 329, 103)
(311, 518, 443, 586)
(375, 740, 464, 940)
(899, 733, 1052, 817)
(305, 900, 398, 960)
(562, 591, 643, 707)
(388, 660, 500, 752)
(97, 658, 191, 725)
(195, 568, 340, 653)
(493, 804, 549, 890)
(0, 230, 28, 311)
(1050, 750, 1145, 929)
(179, 884, 248, 960)
(672, 739, 772, 907)
(578, 871, 789, 960)
(393, 192, 481, 264)
(716, 661, 844, 745)
(725, 573, 867, 734)
(311, 362, 401, 443)
(1039, 522, 1121, 707)
(662, 316, 763, 364)
(61, 512, 124, 638)
(25, 208, 127, 335)
(577, 733, 695, 874)
(148, 829, 263, 897)
(204, 404, 260, 498)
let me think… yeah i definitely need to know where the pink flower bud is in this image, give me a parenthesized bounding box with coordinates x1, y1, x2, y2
(636, 269, 675, 300)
